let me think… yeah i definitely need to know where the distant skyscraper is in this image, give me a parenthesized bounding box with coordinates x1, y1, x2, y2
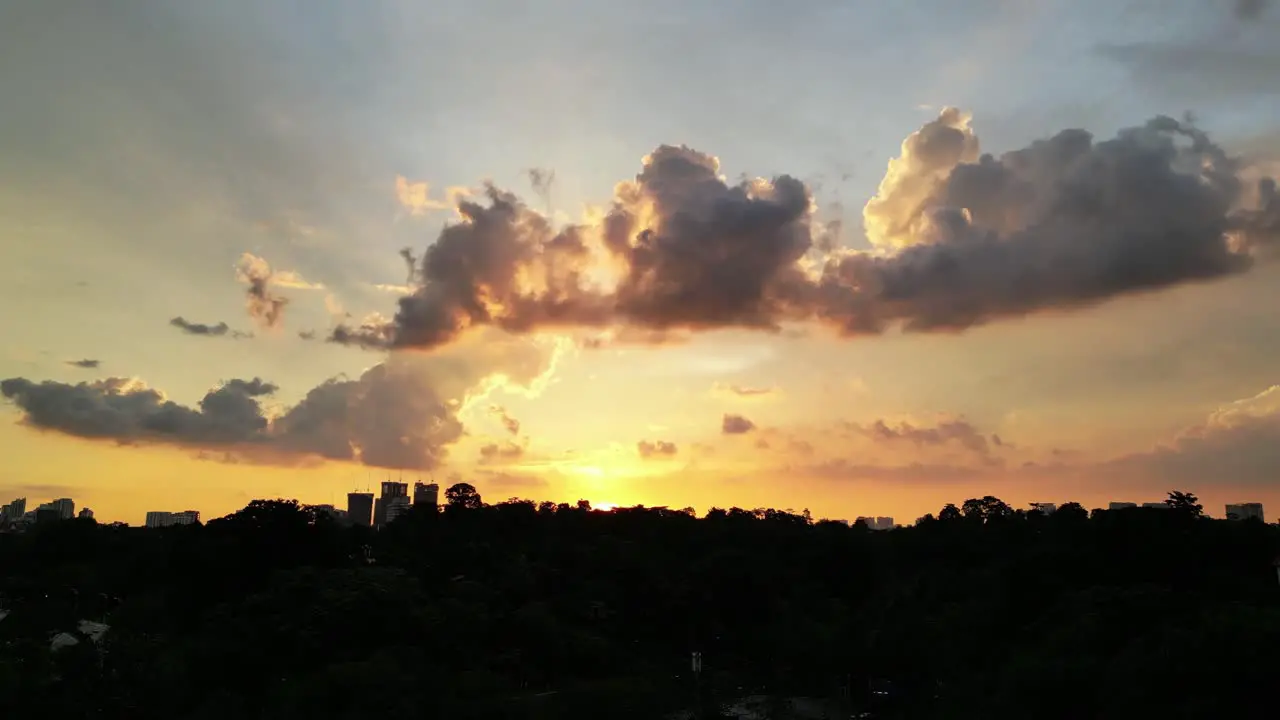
(855, 516, 895, 530)
(172, 510, 200, 525)
(77, 508, 94, 520)
(348, 492, 374, 526)
(413, 482, 439, 508)
(385, 495, 411, 524)
(1226, 503, 1265, 522)
(145, 511, 173, 528)
(1141, 502, 1169, 509)
(375, 481, 409, 527)
(1109, 502, 1138, 511)
(1, 497, 26, 523)
(35, 504, 62, 523)
(51, 498, 75, 519)
(1030, 503, 1057, 515)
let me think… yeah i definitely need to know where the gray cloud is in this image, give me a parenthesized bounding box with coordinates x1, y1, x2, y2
(1234, 0, 1271, 21)
(169, 317, 253, 339)
(857, 418, 991, 457)
(65, 359, 100, 369)
(722, 414, 757, 435)
(329, 114, 1278, 350)
(637, 439, 678, 458)
(479, 441, 524, 463)
(2, 334, 554, 471)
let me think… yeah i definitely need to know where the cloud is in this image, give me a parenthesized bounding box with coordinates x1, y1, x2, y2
(1234, 0, 1271, 21)
(329, 114, 1278, 351)
(65, 359, 100, 369)
(1, 333, 555, 471)
(395, 176, 471, 216)
(711, 382, 778, 400)
(489, 405, 521, 435)
(235, 253, 290, 329)
(169, 317, 252, 339)
(856, 417, 992, 457)
(479, 441, 524, 463)
(637, 440, 678, 458)
(1107, 384, 1280, 487)
(271, 270, 324, 290)
(722, 413, 757, 435)
(478, 469, 549, 491)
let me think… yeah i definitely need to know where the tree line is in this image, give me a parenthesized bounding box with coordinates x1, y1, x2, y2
(1, 486, 1277, 719)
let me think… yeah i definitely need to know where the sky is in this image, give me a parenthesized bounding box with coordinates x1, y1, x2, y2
(2, 0, 1280, 525)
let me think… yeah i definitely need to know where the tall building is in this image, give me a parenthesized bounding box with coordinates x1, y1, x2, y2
(78, 508, 94, 520)
(1141, 502, 1169, 509)
(146, 510, 199, 527)
(145, 511, 173, 528)
(1, 497, 26, 523)
(385, 495, 411, 524)
(413, 482, 439, 508)
(347, 492, 374, 527)
(1109, 502, 1138, 510)
(855, 516, 895, 531)
(172, 510, 200, 525)
(51, 498, 75, 519)
(1030, 503, 1057, 515)
(1226, 503, 1265, 522)
(374, 481, 409, 527)
(35, 504, 62, 523)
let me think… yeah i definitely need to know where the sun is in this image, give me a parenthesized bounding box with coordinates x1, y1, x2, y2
(592, 502, 619, 512)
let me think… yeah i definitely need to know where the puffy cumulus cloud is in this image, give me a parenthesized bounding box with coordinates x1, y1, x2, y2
(169, 316, 253, 339)
(235, 253, 291, 329)
(1, 332, 556, 471)
(637, 440, 678, 458)
(65, 359, 100, 369)
(329, 114, 1279, 351)
(0, 376, 276, 446)
(722, 413, 757, 435)
(862, 107, 981, 251)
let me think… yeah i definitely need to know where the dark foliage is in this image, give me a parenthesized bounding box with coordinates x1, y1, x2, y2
(1, 489, 1277, 718)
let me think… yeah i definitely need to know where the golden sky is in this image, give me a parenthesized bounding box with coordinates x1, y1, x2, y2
(3, 1, 1280, 525)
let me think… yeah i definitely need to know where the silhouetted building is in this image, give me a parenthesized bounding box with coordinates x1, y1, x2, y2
(145, 511, 173, 528)
(51, 498, 75, 519)
(1109, 502, 1138, 510)
(172, 510, 200, 525)
(1030, 503, 1057, 515)
(313, 504, 349, 523)
(1226, 503, 1265, 522)
(855, 516, 895, 530)
(348, 492, 374, 526)
(35, 505, 62, 523)
(1141, 502, 1169, 509)
(413, 482, 439, 508)
(1, 497, 26, 523)
(78, 508, 94, 520)
(385, 495, 411, 524)
(374, 481, 409, 526)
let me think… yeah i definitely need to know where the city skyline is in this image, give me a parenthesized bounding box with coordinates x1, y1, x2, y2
(3, 1, 1280, 525)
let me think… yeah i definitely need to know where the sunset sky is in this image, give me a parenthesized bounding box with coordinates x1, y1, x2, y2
(3, 0, 1280, 525)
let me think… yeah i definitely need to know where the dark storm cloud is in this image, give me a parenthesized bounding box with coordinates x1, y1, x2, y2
(169, 317, 253, 339)
(65, 359, 100, 369)
(1, 336, 554, 471)
(329, 113, 1278, 351)
(722, 414, 757, 435)
(637, 440, 678, 458)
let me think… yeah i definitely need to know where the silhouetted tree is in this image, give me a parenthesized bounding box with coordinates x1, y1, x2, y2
(444, 482, 483, 510)
(1165, 490, 1204, 517)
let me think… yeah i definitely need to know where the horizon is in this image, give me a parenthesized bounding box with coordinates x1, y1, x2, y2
(3, 1, 1280, 526)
